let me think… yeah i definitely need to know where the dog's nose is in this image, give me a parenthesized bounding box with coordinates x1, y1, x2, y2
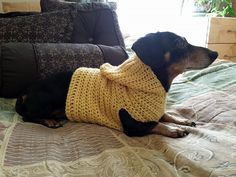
(208, 51, 218, 60)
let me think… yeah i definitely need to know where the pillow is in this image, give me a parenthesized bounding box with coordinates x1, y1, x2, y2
(40, 0, 125, 47)
(2, 2, 41, 13)
(0, 10, 75, 43)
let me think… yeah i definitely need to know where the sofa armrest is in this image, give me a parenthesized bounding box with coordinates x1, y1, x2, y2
(0, 43, 128, 98)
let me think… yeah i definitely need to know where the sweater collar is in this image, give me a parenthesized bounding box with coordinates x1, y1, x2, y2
(100, 55, 166, 94)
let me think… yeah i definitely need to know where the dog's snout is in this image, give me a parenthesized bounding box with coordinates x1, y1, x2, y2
(208, 51, 218, 60)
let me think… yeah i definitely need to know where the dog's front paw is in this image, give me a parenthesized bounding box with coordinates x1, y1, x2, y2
(184, 120, 196, 127)
(43, 119, 63, 128)
(152, 122, 189, 138)
(167, 127, 189, 138)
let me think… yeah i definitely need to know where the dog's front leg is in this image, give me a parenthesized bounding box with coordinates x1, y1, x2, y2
(151, 122, 189, 138)
(119, 109, 189, 138)
(161, 113, 196, 127)
(119, 108, 157, 137)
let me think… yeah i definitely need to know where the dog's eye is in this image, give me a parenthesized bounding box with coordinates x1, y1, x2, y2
(175, 37, 188, 49)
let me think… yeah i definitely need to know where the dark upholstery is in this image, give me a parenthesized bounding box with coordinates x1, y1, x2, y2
(0, 43, 128, 98)
(0, 43, 37, 97)
(40, 0, 125, 47)
(0, 12, 39, 18)
(0, 1, 127, 98)
(0, 10, 75, 43)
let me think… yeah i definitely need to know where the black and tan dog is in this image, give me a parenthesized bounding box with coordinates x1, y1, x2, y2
(15, 32, 218, 138)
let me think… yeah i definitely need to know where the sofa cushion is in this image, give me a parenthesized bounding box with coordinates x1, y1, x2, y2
(0, 10, 75, 43)
(0, 43, 128, 98)
(0, 43, 37, 97)
(34, 43, 105, 79)
(40, 0, 125, 47)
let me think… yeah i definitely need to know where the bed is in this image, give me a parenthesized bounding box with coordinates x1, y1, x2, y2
(0, 59, 235, 177)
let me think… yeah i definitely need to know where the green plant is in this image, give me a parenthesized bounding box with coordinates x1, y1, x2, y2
(195, 0, 235, 16)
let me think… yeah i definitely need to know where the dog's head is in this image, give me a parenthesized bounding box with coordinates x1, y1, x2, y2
(132, 32, 218, 90)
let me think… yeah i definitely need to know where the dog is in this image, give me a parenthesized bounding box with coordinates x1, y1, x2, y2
(15, 32, 218, 138)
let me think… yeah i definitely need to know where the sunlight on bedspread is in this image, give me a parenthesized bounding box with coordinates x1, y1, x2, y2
(0, 60, 235, 177)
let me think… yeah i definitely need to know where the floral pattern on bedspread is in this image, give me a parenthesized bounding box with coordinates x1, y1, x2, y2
(0, 60, 236, 177)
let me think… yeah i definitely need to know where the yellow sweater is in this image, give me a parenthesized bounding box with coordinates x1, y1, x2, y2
(65, 55, 166, 131)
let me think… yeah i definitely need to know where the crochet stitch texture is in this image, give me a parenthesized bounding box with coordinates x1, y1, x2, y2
(66, 55, 166, 131)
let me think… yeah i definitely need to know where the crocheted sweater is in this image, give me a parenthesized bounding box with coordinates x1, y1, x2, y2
(65, 55, 167, 131)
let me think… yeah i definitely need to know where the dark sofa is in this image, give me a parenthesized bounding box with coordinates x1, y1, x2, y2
(0, 1, 128, 98)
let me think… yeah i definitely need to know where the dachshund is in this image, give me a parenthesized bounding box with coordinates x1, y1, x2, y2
(15, 32, 218, 138)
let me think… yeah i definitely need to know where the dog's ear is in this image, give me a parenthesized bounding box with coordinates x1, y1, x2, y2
(131, 32, 165, 67)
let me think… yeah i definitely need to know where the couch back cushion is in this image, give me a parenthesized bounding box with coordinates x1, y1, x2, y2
(0, 9, 75, 43)
(40, 0, 125, 47)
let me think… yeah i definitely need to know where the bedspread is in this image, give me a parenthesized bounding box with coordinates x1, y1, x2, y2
(0, 60, 236, 177)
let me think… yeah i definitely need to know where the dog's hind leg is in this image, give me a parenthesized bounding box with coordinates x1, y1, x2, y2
(43, 119, 63, 128)
(161, 113, 196, 127)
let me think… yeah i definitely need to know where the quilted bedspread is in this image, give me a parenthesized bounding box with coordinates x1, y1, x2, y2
(0, 60, 236, 177)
